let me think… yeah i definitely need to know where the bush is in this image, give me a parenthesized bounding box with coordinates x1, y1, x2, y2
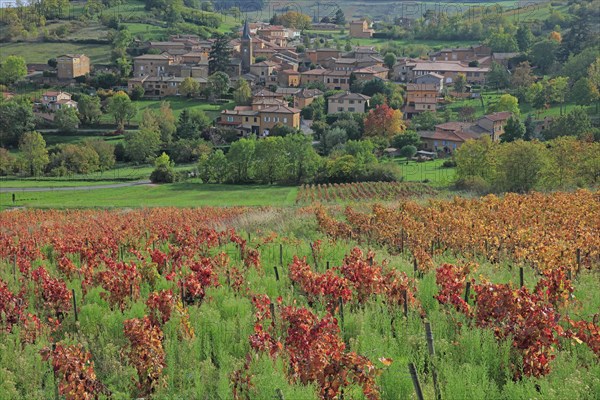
(360, 163, 403, 182)
(150, 153, 178, 183)
(442, 159, 457, 168)
(454, 176, 491, 194)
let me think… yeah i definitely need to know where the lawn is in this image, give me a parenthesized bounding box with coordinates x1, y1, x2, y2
(40, 132, 124, 147)
(0, 42, 112, 64)
(122, 23, 168, 41)
(388, 158, 456, 187)
(0, 183, 298, 209)
(446, 92, 596, 121)
(130, 98, 235, 123)
(0, 163, 199, 187)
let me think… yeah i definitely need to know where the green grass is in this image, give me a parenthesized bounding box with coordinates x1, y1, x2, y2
(0, 183, 298, 208)
(122, 23, 168, 41)
(40, 133, 124, 147)
(130, 98, 235, 123)
(389, 158, 456, 187)
(0, 42, 112, 64)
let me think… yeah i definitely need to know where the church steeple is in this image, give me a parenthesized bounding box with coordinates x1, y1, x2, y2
(242, 19, 251, 40)
(241, 20, 253, 74)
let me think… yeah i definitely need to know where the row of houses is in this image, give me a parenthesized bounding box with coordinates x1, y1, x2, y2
(418, 112, 512, 153)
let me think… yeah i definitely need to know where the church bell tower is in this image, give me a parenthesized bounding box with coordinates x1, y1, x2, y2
(241, 20, 253, 74)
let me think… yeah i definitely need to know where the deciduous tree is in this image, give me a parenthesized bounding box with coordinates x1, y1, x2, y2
(363, 104, 406, 138)
(19, 131, 49, 176)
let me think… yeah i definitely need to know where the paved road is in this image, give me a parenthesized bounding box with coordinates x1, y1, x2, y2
(0, 180, 151, 193)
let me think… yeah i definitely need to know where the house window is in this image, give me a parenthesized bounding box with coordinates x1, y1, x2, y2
(254, 118, 257, 122)
(349, 100, 355, 104)
(245, 117, 249, 122)
(338, 107, 343, 112)
(348, 107, 355, 112)
(227, 116, 234, 122)
(283, 117, 287, 123)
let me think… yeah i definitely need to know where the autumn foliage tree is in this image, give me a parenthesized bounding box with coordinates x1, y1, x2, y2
(363, 104, 406, 138)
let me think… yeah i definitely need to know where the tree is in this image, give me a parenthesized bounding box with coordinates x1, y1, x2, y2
(279, 11, 312, 30)
(529, 40, 559, 74)
(54, 107, 79, 133)
(332, 116, 363, 140)
(458, 106, 476, 122)
(0, 55, 27, 85)
(78, 95, 102, 124)
(282, 134, 321, 184)
(179, 77, 200, 98)
(157, 101, 176, 144)
(570, 77, 598, 106)
(489, 94, 520, 117)
(549, 31, 562, 43)
(510, 62, 536, 97)
(410, 111, 439, 131)
(107, 91, 136, 131)
(485, 32, 518, 52)
(516, 25, 533, 52)
(0, 97, 35, 147)
(208, 34, 231, 75)
(369, 93, 387, 108)
(333, 9, 345, 25)
(501, 116, 525, 142)
(587, 57, 600, 95)
(116, 56, 131, 78)
(454, 73, 467, 93)
(493, 140, 548, 193)
(206, 72, 230, 101)
(392, 131, 421, 150)
(543, 108, 593, 140)
(270, 123, 298, 137)
(363, 104, 406, 138)
(254, 136, 286, 184)
(51, 144, 100, 175)
(486, 62, 510, 90)
(233, 79, 252, 105)
(150, 153, 177, 183)
(130, 85, 145, 100)
(383, 53, 397, 70)
(124, 127, 161, 164)
(176, 109, 211, 140)
(524, 114, 535, 141)
(84, 139, 115, 171)
(0, 147, 16, 175)
(318, 127, 348, 155)
(227, 138, 255, 183)
(399, 145, 417, 160)
(561, 49, 598, 83)
(454, 135, 495, 182)
(198, 149, 228, 183)
(19, 131, 49, 176)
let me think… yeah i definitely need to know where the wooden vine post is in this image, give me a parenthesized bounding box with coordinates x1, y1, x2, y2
(71, 289, 78, 322)
(425, 321, 442, 400)
(408, 362, 424, 400)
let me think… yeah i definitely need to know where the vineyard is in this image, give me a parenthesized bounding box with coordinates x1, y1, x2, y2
(1, 192, 599, 399)
(296, 182, 438, 204)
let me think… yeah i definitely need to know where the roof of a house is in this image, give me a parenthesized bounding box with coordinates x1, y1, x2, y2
(436, 122, 473, 132)
(328, 91, 370, 100)
(301, 68, 328, 76)
(482, 112, 512, 122)
(412, 61, 489, 73)
(42, 91, 70, 97)
(261, 104, 301, 114)
(296, 88, 323, 98)
(58, 54, 87, 59)
(353, 65, 389, 74)
(134, 54, 173, 60)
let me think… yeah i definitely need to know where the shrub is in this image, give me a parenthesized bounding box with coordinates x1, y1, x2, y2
(360, 163, 403, 182)
(150, 153, 178, 183)
(442, 159, 457, 168)
(455, 176, 491, 194)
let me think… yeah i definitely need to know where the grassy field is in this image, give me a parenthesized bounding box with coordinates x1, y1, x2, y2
(390, 158, 456, 187)
(0, 163, 199, 187)
(0, 42, 112, 64)
(131, 98, 235, 123)
(446, 92, 596, 121)
(0, 183, 298, 209)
